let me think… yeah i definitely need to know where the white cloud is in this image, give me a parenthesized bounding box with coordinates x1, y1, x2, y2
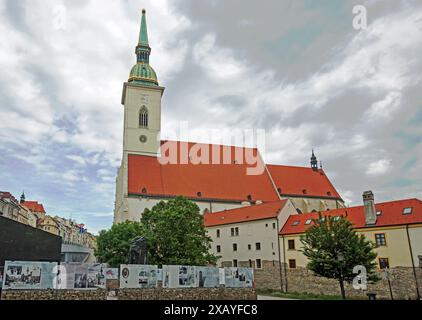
(366, 159, 393, 176)
(365, 91, 402, 120)
(194, 33, 245, 80)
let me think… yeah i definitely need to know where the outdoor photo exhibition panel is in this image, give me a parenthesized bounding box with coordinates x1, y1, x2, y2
(120, 265, 159, 289)
(2, 261, 58, 290)
(58, 263, 107, 290)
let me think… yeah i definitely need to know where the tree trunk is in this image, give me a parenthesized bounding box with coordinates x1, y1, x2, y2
(339, 279, 346, 300)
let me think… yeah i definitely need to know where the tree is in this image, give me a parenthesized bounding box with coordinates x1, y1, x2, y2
(95, 221, 144, 267)
(141, 196, 218, 266)
(95, 197, 218, 267)
(300, 214, 378, 299)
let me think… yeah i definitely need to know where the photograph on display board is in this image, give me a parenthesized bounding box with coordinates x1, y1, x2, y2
(224, 268, 254, 288)
(4, 264, 41, 289)
(87, 264, 106, 289)
(2, 261, 57, 290)
(120, 265, 158, 289)
(178, 266, 196, 288)
(59, 263, 107, 290)
(105, 268, 119, 280)
(196, 267, 220, 288)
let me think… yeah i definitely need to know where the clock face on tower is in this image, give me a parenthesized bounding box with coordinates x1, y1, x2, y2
(139, 135, 148, 144)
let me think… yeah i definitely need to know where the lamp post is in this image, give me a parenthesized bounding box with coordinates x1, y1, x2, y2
(337, 252, 346, 300)
(384, 268, 394, 300)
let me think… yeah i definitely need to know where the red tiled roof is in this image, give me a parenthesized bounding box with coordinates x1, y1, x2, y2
(267, 165, 342, 200)
(204, 200, 289, 227)
(22, 201, 46, 214)
(128, 141, 280, 202)
(0, 191, 13, 200)
(280, 198, 422, 235)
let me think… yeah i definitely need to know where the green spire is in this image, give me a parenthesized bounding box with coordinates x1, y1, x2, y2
(129, 9, 159, 86)
(138, 9, 149, 46)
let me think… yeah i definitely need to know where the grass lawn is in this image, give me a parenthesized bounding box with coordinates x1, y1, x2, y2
(257, 289, 368, 300)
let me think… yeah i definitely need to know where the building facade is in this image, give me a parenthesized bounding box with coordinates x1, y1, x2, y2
(204, 200, 298, 290)
(113, 10, 344, 225)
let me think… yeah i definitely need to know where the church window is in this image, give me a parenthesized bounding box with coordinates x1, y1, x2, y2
(139, 106, 149, 128)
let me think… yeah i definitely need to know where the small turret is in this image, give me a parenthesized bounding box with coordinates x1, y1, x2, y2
(20, 191, 26, 204)
(311, 150, 318, 171)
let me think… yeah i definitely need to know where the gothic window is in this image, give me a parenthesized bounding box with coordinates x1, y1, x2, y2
(139, 106, 149, 128)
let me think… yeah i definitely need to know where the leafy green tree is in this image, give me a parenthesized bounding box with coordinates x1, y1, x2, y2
(141, 196, 218, 266)
(95, 197, 218, 267)
(95, 221, 144, 267)
(300, 214, 379, 299)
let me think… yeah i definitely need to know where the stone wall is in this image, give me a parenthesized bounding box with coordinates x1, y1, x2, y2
(118, 288, 257, 300)
(106, 279, 119, 290)
(1, 289, 107, 300)
(0, 290, 57, 300)
(285, 266, 422, 300)
(251, 261, 283, 291)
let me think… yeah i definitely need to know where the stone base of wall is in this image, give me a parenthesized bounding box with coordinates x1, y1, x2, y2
(0, 290, 57, 300)
(57, 289, 107, 300)
(106, 279, 119, 290)
(1, 289, 107, 301)
(118, 288, 257, 300)
(285, 267, 422, 300)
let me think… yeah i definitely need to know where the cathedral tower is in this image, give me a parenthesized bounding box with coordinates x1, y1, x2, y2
(115, 9, 165, 222)
(121, 9, 165, 157)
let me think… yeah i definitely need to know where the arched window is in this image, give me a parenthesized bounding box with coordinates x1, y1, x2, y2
(139, 106, 149, 128)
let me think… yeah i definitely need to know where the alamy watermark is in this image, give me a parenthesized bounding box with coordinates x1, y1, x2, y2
(156, 121, 266, 176)
(353, 5, 368, 30)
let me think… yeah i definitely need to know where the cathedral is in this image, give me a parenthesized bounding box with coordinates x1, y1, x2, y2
(113, 10, 345, 224)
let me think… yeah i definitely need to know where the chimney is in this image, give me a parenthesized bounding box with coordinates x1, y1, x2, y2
(363, 191, 377, 225)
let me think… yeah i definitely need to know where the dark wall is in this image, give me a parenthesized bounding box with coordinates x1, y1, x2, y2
(0, 216, 62, 267)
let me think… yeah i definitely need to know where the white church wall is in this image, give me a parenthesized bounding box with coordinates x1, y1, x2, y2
(114, 196, 246, 224)
(286, 197, 344, 214)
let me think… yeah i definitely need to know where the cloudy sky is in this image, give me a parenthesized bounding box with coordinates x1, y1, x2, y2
(1, 0, 421, 234)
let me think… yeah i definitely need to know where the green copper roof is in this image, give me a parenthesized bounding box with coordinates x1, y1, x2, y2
(128, 9, 159, 86)
(138, 9, 149, 46)
(129, 63, 158, 86)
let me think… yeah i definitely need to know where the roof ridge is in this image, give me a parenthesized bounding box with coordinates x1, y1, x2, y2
(160, 140, 259, 151)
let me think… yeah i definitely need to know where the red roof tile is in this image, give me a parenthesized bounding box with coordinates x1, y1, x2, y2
(0, 191, 13, 200)
(22, 201, 46, 214)
(267, 165, 342, 200)
(204, 200, 289, 227)
(280, 198, 422, 235)
(128, 141, 280, 202)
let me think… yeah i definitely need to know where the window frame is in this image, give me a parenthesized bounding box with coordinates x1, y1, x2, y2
(256, 259, 262, 269)
(233, 243, 238, 252)
(289, 259, 297, 269)
(379, 258, 390, 270)
(403, 207, 413, 215)
(139, 106, 149, 128)
(375, 233, 387, 247)
(288, 239, 296, 251)
(255, 242, 261, 251)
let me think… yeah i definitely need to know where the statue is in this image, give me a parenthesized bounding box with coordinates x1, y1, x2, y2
(128, 236, 148, 265)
